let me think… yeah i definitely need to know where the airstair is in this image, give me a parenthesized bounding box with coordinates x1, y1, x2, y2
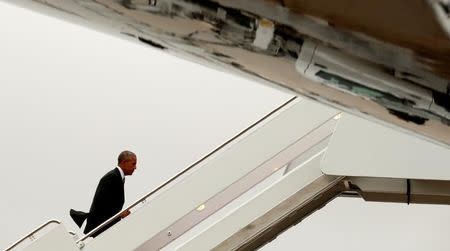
(4, 97, 450, 251)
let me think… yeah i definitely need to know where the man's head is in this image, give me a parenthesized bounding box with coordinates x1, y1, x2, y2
(117, 150, 137, 176)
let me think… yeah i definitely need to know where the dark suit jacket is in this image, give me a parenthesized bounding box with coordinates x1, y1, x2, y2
(83, 168, 125, 236)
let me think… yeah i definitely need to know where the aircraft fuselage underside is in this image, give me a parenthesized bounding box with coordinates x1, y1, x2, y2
(4, 0, 450, 146)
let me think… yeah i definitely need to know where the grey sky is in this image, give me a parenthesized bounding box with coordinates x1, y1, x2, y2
(0, 2, 449, 250)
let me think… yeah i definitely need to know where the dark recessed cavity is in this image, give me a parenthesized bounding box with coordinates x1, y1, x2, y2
(388, 109, 428, 125)
(138, 37, 167, 50)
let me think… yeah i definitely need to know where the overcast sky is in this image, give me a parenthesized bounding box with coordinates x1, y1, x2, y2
(1, 2, 449, 251)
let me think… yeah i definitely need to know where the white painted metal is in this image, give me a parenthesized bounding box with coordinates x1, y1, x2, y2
(161, 132, 332, 251)
(175, 152, 340, 251)
(81, 98, 338, 251)
(322, 114, 450, 179)
(21, 225, 78, 251)
(253, 19, 275, 50)
(137, 118, 337, 250)
(146, 109, 337, 250)
(295, 40, 316, 74)
(3, 220, 61, 251)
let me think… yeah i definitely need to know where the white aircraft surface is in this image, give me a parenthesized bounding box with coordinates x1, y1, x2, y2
(1, 1, 450, 251)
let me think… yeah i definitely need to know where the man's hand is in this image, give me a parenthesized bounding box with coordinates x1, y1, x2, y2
(120, 210, 131, 219)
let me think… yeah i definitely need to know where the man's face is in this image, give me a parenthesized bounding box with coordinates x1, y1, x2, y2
(120, 156, 137, 176)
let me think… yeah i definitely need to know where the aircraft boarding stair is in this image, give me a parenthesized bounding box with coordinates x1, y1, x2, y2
(4, 97, 450, 251)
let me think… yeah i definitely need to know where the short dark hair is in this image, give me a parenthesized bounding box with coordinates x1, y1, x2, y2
(118, 150, 136, 164)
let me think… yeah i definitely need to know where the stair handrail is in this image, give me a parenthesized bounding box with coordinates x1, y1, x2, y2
(3, 220, 61, 251)
(77, 97, 297, 243)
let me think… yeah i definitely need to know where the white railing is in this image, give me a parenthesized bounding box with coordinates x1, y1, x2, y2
(76, 97, 297, 246)
(3, 220, 61, 251)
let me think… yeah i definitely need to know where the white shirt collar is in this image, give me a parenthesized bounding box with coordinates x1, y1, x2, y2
(116, 166, 125, 180)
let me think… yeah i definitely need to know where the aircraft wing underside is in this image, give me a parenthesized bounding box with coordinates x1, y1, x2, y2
(3, 0, 450, 147)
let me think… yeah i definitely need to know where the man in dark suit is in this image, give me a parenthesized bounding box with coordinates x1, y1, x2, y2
(70, 150, 137, 237)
